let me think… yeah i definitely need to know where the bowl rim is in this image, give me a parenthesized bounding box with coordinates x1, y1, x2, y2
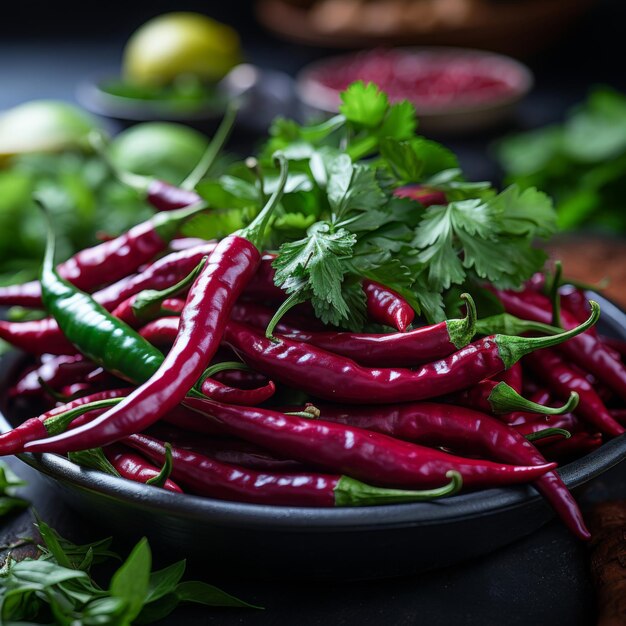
(2, 291, 625, 532)
(296, 46, 535, 118)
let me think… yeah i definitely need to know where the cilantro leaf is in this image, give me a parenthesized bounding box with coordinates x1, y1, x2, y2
(273, 223, 356, 326)
(379, 101, 418, 140)
(339, 81, 389, 128)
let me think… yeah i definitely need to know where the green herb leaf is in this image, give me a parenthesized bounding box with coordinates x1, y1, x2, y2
(175, 581, 260, 609)
(109, 537, 151, 622)
(339, 81, 389, 128)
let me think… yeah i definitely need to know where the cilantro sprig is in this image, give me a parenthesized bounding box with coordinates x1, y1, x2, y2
(0, 519, 258, 624)
(188, 80, 557, 327)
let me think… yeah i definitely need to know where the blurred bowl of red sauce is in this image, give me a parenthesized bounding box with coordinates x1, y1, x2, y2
(297, 47, 533, 133)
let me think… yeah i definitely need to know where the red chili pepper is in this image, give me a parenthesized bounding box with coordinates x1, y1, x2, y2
(362, 279, 414, 331)
(95, 243, 217, 311)
(9, 354, 93, 398)
(231, 301, 328, 332)
(125, 433, 463, 507)
(200, 377, 276, 406)
(147, 428, 306, 472)
(601, 337, 626, 363)
(513, 413, 581, 439)
(274, 293, 476, 366)
(393, 186, 447, 207)
(181, 398, 556, 490)
(495, 288, 626, 404)
(541, 432, 603, 464)
(0, 205, 206, 308)
(104, 444, 183, 492)
(24, 158, 289, 454)
(560, 287, 597, 336)
(220, 307, 598, 405)
(0, 245, 217, 355)
(610, 409, 626, 425)
(447, 379, 578, 419)
(524, 349, 623, 437)
(246, 255, 415, 332)
(146, 180, 202, 212)
(0, 318, 77, 355)
(113, 297, 186, 328)
(0, 388, 132, 455)
(138, 317, 179, 347)
(309, 401, 589, 539)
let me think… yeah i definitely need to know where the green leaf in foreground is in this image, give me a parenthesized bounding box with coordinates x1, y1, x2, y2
(1, 520, 259, 624)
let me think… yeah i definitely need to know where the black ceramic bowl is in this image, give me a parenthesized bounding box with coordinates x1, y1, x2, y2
(2, 293, 626, 581)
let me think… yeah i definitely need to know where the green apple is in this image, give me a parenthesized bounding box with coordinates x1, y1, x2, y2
(122, 12, 242, 87)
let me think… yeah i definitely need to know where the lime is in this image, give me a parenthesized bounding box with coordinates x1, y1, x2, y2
(122, 12, 242, 87)
(0, 100, 99, 159)
(108, 122, 209, 184)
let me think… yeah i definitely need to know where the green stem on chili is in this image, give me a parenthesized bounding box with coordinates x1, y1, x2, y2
(181, 103, 237, 190)
(131, 257, 207, 322)
(475, 314, 562, 337)
(525, 428, 572, 443)
(549, 261, 563, 328)
(145, 442, 174, 487)
(68, 447, 121, 477)
(488, 382, 579, 416)
(334, 470, 463, 506)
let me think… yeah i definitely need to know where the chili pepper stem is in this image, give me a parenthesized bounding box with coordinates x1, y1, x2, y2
(68, 448, 121, 476)
(549, 261, 564, 328)
(88, 131, 151, 193)
(181, 103, 237, 190)
(45, 398, 125, 436)
(146, 443, 174, 487)
(237, 154, 288, 251)
(488, 382, 579, 415)
(132, 257, 207, 322)
(265, 290, 307, 340)
(476, 314, 562, 337)
(150, 203, 209, 242)
(196, 361, 252, 389)
(334, 471, 463, 506)
(526, 428, 572, 443)
(446, 293, 477, 349)
(496, 301, 600, 369)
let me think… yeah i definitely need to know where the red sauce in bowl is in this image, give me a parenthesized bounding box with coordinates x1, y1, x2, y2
(302, 48, 531, 113)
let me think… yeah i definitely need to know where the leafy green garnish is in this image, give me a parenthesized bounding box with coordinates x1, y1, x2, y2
(0, 463, 29, 519)
(496, 85, 626, 232)
(185, 80, 559, 325)
(0, 520, 259, 624)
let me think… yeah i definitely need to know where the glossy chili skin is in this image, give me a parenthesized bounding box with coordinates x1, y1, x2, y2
(524, 349, 624, 437)
(9, 354, 93, 397)
(39, 237, 165, 384)
(112, 296, 185, 328)
(541, 432, 603, 464)
(278, 322, 466, 367)
(182, 397, 555, 489)
(0, 318, 77, 356)
(200, 377, 276, 406)
(0, 388, 132, 455)
(223, 321, 512, 405)
(495, 288, 626, 403)
(26, 236, 261, 454)
(0, 207, 202, 307)
(138, 317, 179, 347)
(147, 428, 305, 472)
(560, 287, 597, 336)
(0, 244, 217, 355)
(313, 401, 590, 539)
(363, 280, 414, 332)
(139, 310, 467, 368)
(125, 433, 339, 506)
(147, 179, 202, 212)
(95, 243, 217, 311)
(245, 256, 414, 332)
(104, 444, 183, 492)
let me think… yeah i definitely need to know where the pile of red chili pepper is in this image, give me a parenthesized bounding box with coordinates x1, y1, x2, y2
(0, 82, 625, 544)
